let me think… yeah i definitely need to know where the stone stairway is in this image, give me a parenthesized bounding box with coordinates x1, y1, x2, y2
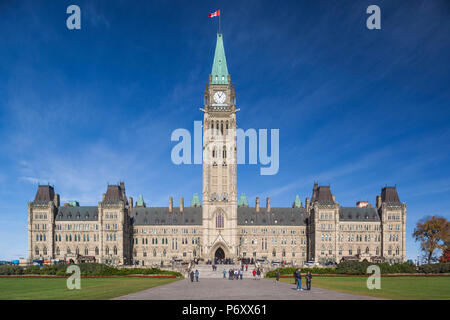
(184, 264, 261, 279)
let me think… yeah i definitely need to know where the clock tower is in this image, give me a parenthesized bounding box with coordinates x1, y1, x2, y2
(202, 33, 238, 261)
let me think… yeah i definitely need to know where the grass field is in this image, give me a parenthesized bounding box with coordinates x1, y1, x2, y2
(0, 277, 180, 300)
(279, 276, 450, 300)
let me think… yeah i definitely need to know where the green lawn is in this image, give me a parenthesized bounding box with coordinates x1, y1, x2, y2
(0, 277, 180, 300)
(278, 276, 450, 300)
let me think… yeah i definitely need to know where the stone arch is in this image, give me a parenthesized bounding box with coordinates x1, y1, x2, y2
(210, 241, 230, 261)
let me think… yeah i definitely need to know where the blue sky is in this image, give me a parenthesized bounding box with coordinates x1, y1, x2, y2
(0, 0, 449, 261)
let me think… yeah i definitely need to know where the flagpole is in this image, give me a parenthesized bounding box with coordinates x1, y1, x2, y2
(219, 9, 221, 33)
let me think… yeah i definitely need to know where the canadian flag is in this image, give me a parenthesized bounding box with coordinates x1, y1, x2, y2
(209, 10, 220, 18)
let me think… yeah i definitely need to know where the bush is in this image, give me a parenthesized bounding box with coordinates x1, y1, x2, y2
(266, 261, 423, 277)
(419, 263, 450, 274)
(0, 263, 181, 277)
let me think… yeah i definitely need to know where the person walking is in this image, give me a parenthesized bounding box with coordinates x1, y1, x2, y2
(239, 269, 243, 280)
(190, 270, 194, 282)
(256, 268, 261, 280)
(234, 269, 238, 280)
(276, 269, 280, 282)
(306, 271, 312, 290)
(195, 269, 199, 282)
(223, 269, 227, 279)
(245, 264, 248, 271)
(296, 269, 303, 291)
(252, 268, 256, 280)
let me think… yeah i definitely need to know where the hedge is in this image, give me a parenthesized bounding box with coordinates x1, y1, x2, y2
(0, 263, 182, 277)
(266, 262, 450, 277)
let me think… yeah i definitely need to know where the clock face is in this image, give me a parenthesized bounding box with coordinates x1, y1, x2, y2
(213, 91, 226, 104)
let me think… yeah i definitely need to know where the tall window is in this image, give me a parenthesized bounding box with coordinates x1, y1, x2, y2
(216, 213, 224, 229)
(95, 247, 99, 255)
(56, 247, 60, 255)
(114, 246, 118, 255)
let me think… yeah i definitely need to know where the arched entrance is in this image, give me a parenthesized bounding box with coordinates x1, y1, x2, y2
(215, 247, 225, 261)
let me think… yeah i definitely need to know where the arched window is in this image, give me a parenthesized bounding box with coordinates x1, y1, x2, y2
(105, 247, 110, 255)
(153, 249, 157, 257)
(282, 249, 286, 257)
(193, 249, 197, 257)
(357, 247, 361, 255)
(133, 249, 137, 257)
(216, 212, 224, 229)
(388, 247, 392, 255)
(395, 247, 400, 255)
(76, 247, 79, 255)
(163, 249, 166, 257)
(95, 247, 99, 255)
(113, 246, 118, 255)
(43, 247, 47, 255)
(376, 247, 379, 255)
(67, 247, 71, 254)
(85, 247, 89, 255)
(223, 146, 227, 159)
(35, 247, 39, 256)
(272, 248, 276, 257)
(56, 247, 60, 255)
(366, 247, 369, 254)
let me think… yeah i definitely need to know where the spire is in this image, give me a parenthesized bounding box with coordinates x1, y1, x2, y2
(293, 195, 302, 208)
(136, 194, 146, 207)
(211, 33, 229, 85)
(190, 193, 202, 207)
(238, 194, 248, 207)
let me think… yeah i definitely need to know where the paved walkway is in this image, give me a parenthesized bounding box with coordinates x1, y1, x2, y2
(114, 278, 381, 300)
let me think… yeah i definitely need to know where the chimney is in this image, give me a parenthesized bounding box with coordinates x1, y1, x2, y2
(169, 196, 173, 213)
(266, 197, 271, 213)
(180, 196, 184, 213)
(129, 197, 133, 209)
(376, 195, 381, 210)
(332, 194, 336, 202)
(256, 197, 260, 213)
(305, 197, 310, 211)
(54, 194, 60, 207)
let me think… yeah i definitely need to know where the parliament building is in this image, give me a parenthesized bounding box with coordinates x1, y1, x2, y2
(27, 33, 407, 267)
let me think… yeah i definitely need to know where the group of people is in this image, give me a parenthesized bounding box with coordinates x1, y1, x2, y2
(224, 268, 244, 280)
(189, 269, 199, 282)
(252, 267, 262, 280)
(275, 269, 312, 291)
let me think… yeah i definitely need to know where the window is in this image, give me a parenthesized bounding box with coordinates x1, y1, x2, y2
(85, 247, 89, 255)
(95, 247, 99, 255)
(216, 212, 224, 229)
(35, 247, 39, 255)
(56, 247, 60, 255)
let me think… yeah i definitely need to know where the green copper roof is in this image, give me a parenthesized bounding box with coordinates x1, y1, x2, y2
(136, 194, 145, 207)
(238, 194, 249, 207)
(68, 200, 79, 207)
(190, 193, 201, 207)
(211, 33, 229, 85)
(294, 195, 302, 208)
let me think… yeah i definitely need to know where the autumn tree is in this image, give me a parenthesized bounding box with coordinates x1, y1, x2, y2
(413, 216, 450, 263)
(440, 246, 450, 263)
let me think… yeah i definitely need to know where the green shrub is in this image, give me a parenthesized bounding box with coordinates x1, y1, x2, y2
(0, 263, 181, 277)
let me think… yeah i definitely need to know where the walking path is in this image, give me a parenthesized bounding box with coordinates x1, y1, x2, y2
(114, 278, 381, 300)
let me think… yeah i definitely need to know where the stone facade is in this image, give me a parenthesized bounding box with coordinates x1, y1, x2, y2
(27, 33, 407, 266)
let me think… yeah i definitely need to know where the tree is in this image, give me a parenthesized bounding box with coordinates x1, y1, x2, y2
(413, 216, 450, 263)
(440, 247, 450, 263)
